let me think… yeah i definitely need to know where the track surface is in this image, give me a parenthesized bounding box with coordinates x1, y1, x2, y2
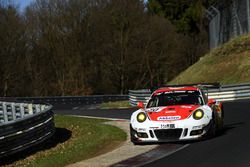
(54, 100, 250, 167)
(144, 100, 250, 167)
(54, 106, 134, 120)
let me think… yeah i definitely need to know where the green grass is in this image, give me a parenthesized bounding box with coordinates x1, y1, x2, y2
(170, 35, 250, 84)
(4, 115, 126, 167)
(99, 100, 132, 109)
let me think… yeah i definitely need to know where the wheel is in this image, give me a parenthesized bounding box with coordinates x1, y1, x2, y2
(207, 113, 217, 137)
(214, 104, 224, 131)
(218, 104, 224, 130)
(130, 124, 139, 145)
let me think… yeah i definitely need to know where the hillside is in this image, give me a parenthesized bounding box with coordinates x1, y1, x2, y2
(170, 35, 250, 84)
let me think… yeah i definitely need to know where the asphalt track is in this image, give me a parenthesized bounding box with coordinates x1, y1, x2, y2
(54, 106, 134, 120)
(54, 99, 250, 167)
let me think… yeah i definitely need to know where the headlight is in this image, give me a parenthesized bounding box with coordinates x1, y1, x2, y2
(193, 109, 204, 120)
(137, 112, 147, 123)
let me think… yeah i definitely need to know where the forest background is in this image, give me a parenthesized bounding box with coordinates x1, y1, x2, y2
(0, 0, 218, 96)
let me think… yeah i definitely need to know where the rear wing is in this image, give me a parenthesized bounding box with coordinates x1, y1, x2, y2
(150, 83, 221, 93)
(196, 83, 221, 97)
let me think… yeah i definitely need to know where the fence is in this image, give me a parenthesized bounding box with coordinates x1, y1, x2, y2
(207, 0, 250, 48)
(129, 83, 250, 106)
(0, 102, 54, 158)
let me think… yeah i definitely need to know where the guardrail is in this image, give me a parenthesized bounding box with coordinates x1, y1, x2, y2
(129, 83, 250, 106)
(0, 102, 54, 158)
(129, 89, 151, 106)
(6, 95, 129, 105)
(0, 95, 127, 157)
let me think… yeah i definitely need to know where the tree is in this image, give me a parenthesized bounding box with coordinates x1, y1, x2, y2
(147, 0, 213, 67)
(89, 0, 184, 92)
(0, 5, 28, 96)
(24, 0, 94, 96)
(0, 0, 199, 96)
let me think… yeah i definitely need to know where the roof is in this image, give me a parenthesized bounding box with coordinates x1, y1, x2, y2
(153, 86, 199, 94)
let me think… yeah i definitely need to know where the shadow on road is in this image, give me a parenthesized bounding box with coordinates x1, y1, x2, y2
(0, 127, 72, 166)
(141, 122, 245, 146)
(178, 122, 245, 144)
(216, 122, 244, 136)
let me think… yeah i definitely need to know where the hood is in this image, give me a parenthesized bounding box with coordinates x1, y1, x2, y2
(146, 105, 200, 121)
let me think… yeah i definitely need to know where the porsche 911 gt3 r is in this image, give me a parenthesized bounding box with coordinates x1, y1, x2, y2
(130, 85, 224, 144)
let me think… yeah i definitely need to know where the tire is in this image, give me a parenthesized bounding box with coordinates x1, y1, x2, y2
(207, 115, 217, 137)
(130, 124, 139, 145)
(219, 105, 224, 130)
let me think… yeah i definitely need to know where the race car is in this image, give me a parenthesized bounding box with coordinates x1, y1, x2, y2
(130, 84, 224, 144)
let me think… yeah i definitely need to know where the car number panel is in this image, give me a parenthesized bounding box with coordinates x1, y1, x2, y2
(160, 124, 175, 129)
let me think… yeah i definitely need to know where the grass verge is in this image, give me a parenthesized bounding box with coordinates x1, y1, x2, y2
(99, 100, 132, 109)
(170, 35, 250, 84)
(1, 115, 127, 167)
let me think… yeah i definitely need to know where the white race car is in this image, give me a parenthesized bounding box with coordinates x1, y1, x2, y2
(130, 85, 224, 144)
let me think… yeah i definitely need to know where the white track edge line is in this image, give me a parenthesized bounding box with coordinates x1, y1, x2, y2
(62, 114, 189, 167)
(65, 114, 129, 121)
(135, 144, 190, 167)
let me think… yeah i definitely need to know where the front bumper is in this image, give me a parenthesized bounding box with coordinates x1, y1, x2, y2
(130, 119, 211, 143)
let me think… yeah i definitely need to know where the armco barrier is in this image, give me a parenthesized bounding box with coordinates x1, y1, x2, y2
(13, 95, 129, 105)
(129, 89, 151, 106)
(0, 102, 54, 158)
(129, 83, 250, 106)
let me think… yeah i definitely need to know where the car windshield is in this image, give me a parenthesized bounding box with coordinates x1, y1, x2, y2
(146, 91, 203, 108)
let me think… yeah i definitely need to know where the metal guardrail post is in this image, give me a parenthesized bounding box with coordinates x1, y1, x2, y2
(20, 103, 25, 118)
(3, 103, 8, 123)
(11, 103, 16, 121)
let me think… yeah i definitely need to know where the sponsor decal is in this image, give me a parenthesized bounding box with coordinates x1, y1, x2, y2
(165, 110, 176, 114)
(168, 87, 185, 90)
(192, 125, 203, 130)
(150, 127, 159, 129)
(147, 107, 160, 112)
(192, 124, 207, 130)
(164, 90, 185, 94)
(138, 128, 146, 132)
(157, 116, 181, 121)
(181, 105, 192, 109)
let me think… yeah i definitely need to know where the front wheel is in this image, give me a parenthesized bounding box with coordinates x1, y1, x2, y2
(130, 124, 140, 145)
(218, 105, 224, 131)
(207, 119, 217, 137)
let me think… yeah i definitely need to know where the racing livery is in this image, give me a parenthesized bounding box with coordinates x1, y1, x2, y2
(130, 85, 224, 144)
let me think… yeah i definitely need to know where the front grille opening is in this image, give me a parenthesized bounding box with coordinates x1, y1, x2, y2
(149, 130, 154, 138)
(183, 128, 188, 137)
(190, 129, 203, 136)
(137, 132, 148, 138)
(154, 129, 183, 140)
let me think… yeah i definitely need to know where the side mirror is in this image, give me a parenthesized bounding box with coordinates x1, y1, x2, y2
(207, 99, 216, 106)
(137, 102, 145, 109)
